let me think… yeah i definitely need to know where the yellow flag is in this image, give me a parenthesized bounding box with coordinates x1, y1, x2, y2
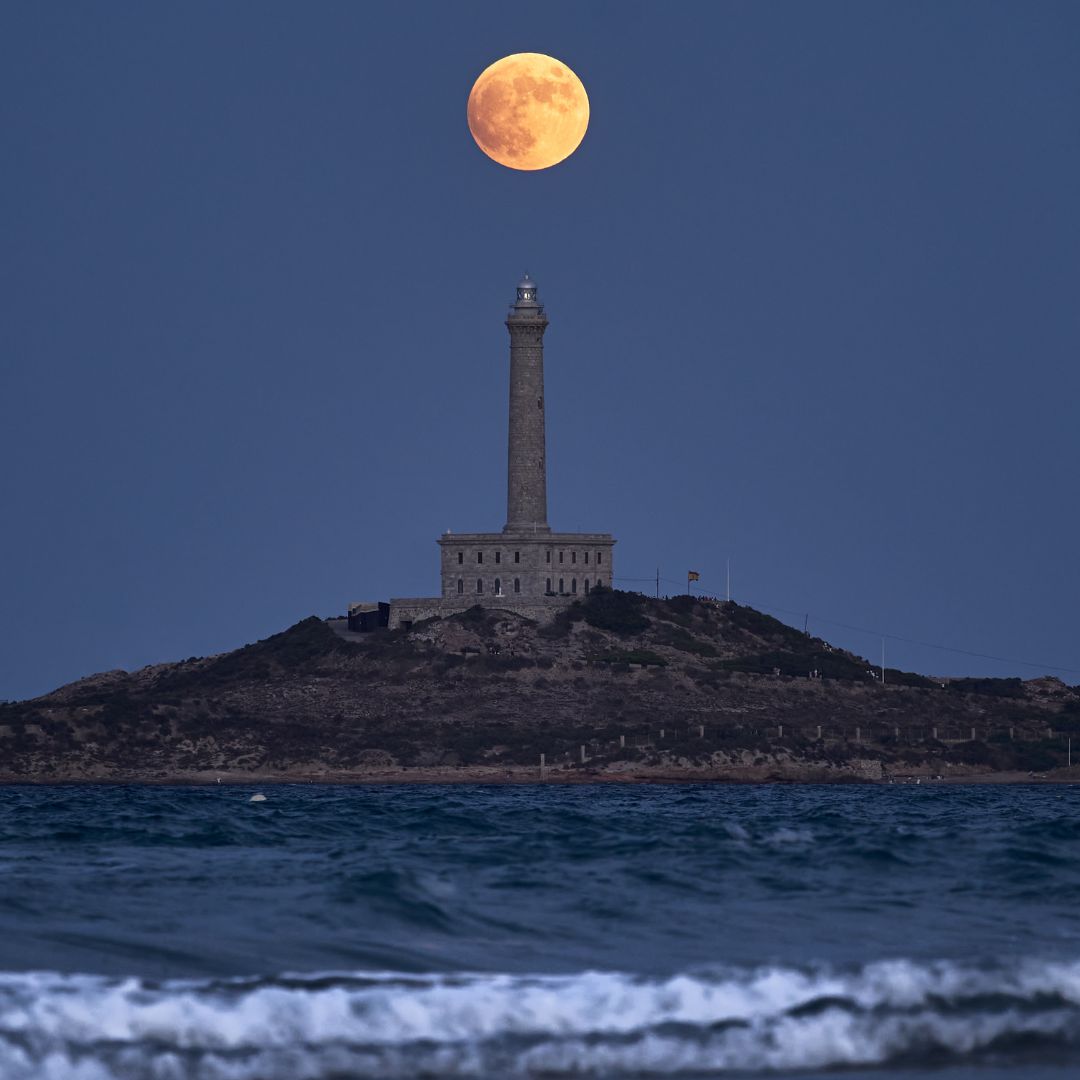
(688, 571, 700, 582)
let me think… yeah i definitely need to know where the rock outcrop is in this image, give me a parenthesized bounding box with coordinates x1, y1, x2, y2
(2, 592, 1076, 782)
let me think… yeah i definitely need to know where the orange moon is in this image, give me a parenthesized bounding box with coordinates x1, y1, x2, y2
(467, 53, 589, 171)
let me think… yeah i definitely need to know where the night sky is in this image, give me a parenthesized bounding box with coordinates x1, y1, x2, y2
(3, 1, 1078, 701)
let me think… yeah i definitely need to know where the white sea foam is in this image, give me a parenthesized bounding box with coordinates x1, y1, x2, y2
(0, 959, 1079, 1077)
(722, 820, 750, 842)
(764, 826, 815, 846)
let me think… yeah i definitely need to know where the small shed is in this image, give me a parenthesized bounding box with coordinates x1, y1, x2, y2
(347, 601, 390, 632)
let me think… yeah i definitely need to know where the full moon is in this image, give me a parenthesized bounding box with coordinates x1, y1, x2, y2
(467, 53, 589, 171)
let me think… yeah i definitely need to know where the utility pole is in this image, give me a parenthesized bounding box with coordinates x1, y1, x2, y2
(881, 638, 886, 685)
(726, 558, 731, 603)
(655, 567, 660, 599)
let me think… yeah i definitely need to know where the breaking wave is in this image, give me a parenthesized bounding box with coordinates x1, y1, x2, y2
(3, 958, 1080, 1077)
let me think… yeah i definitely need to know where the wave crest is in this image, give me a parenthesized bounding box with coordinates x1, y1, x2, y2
(2, 958, 1080, 1077)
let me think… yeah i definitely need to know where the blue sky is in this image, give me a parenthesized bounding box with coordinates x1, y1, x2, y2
(2, 1, 1078, 700)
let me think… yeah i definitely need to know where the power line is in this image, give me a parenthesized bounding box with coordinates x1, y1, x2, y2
(616, 573, 1080, 679)
(768, 604, 1080, 677)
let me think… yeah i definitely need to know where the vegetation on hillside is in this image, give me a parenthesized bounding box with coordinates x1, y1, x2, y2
(0, 594, 1075, 781)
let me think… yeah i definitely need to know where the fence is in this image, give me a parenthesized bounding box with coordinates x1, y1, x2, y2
(530, 722, 1077, 770)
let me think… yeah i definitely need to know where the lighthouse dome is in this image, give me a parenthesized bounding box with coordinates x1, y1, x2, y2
(515, 274, 540, 307)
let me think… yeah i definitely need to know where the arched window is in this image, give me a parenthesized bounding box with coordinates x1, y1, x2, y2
(559, 578, 565, 594)
(457, 578, 463, 594)
(494, 578, 502, 596)
(477, 579, 483, 594)
(514, 578, 521, 594)
(571, 578, 577, 594)
(546, 578, 552, 593)
(584, 580, 590, 595)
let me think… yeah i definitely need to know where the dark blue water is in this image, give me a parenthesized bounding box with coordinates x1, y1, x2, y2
(1, 784, 1079, 1078)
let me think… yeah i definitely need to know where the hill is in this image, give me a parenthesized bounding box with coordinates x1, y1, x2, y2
(2, 591, 1078, 783)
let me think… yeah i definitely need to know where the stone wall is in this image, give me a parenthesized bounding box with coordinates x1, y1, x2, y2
(387, 593, 579, 630)
(437, 531, 614, 603)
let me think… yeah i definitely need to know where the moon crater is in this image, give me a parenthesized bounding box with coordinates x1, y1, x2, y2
(467, 53, 589, 171)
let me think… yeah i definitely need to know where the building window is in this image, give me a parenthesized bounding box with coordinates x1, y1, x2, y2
(546, 578, 552, 593)
(495, 551, 501, 564)
(559, 551, 564, 563)
(514, 578, 520, 594)
(572, 551, 577, 564)
(458, 552, 463, 564)
(596, 552, 602, 565)
(457, 578, 463, 594)
(514, 551, 520, 564)
(584, 580, 590, 595)
(477, 579, 483, 593)
(546, 551, 551, 564)
(559, 578, 564, 594)
(571, 578, 577, 594)
(584, 552, 589, 564)
(495, 578, 502, 596)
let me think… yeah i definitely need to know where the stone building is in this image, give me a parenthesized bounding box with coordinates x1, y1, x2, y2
(388, 276, 615, 629)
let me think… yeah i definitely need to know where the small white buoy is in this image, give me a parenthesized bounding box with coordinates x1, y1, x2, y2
(249, 793, 267, 803)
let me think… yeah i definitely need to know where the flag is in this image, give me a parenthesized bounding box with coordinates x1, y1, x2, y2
(688, 571, 700, 582)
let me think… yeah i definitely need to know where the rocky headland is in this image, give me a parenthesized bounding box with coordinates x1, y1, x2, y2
(2, 590, 1077, 784)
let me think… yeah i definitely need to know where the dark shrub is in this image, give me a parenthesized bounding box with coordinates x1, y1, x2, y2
(595, 649, 667, 667)
(947, 678, 1025, 699)
(158, 617, 349, 691)
(451, 607, 497, 635)
(580, 588, 650, 635)
(659, 626, 717, 657)
(664, 595, 697, 617)
(721, 649, 870, 681)
(1006, 740, 1063, 772)
(884, 668, 938, 689)
(722, 603, 804, 645)
(538, 608, 576, 639)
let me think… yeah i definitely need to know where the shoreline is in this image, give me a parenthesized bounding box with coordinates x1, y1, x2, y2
(2, 766, 1077, 786)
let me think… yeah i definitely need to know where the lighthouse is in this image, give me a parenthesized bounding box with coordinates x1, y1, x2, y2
(504, 275, 551, 533)
(386, 276, 616, 629)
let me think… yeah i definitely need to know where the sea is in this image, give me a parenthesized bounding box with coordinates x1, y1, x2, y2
(1, 784, 1079, 1079)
